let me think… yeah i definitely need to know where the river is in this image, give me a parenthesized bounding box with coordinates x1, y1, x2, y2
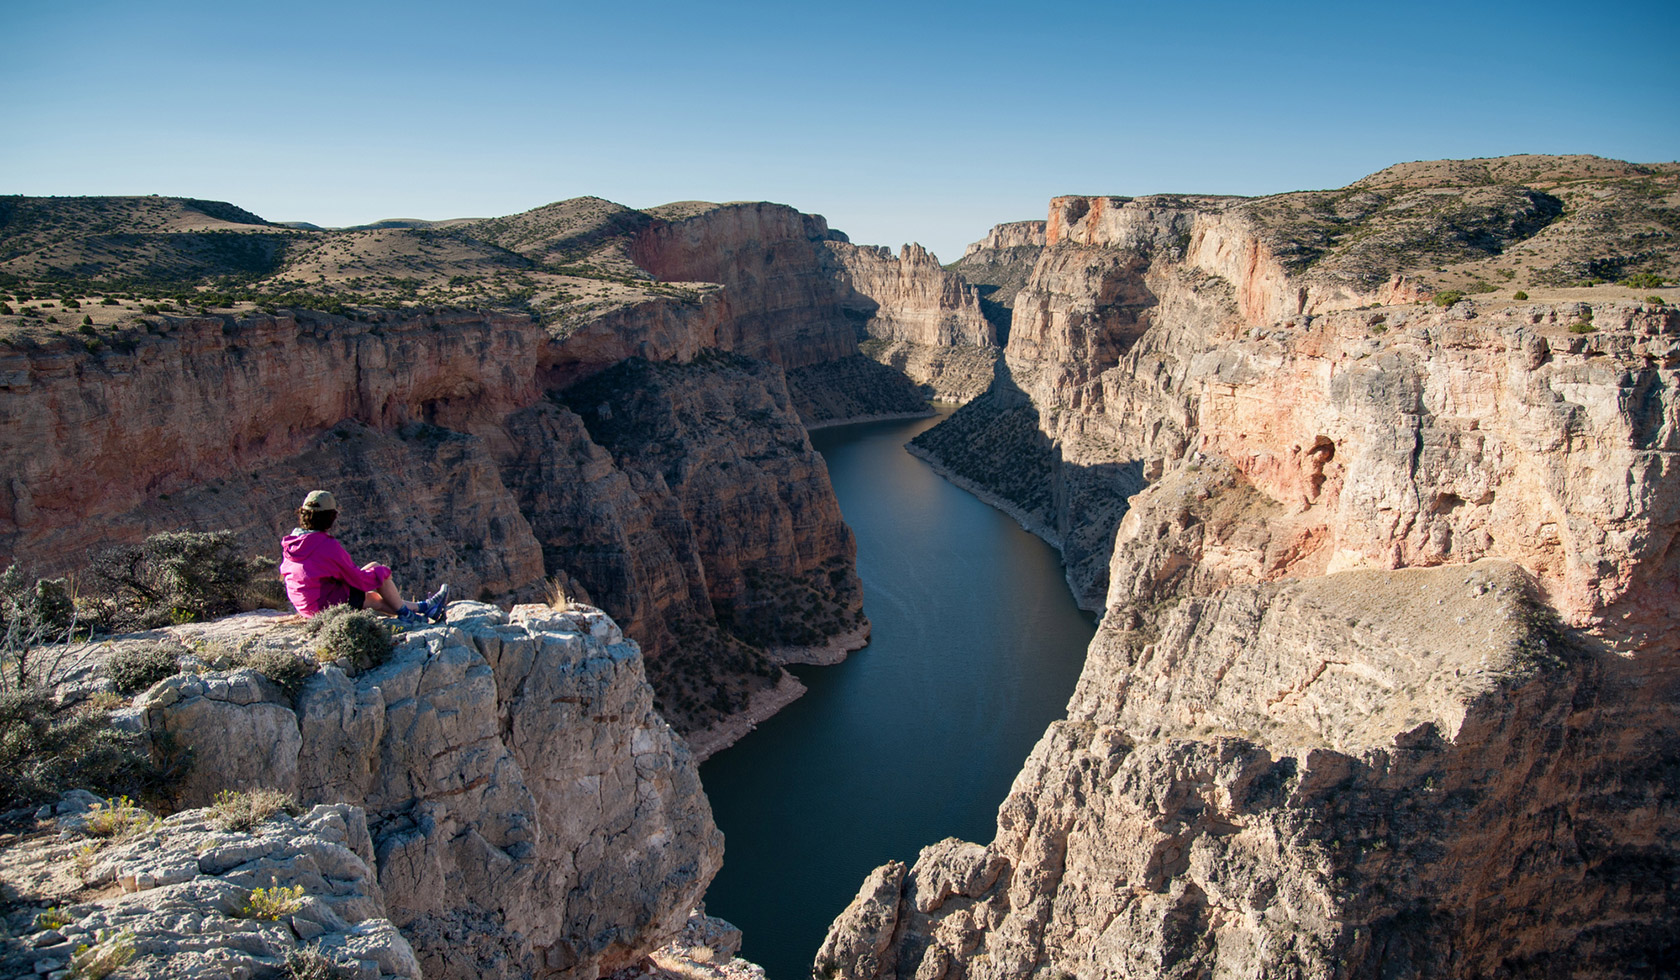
(697, 413, 1095, 979)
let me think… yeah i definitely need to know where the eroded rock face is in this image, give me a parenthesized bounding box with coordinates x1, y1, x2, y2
(12, 796, 418, 980)
(823, 242, 994, 350)
(131, 603, 723, 980)
(953, 221, 1047, 344)
(822, 562, 1677, 979)
(629, 203, 859, 369)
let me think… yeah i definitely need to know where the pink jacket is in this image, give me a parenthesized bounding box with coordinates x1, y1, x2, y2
(279, 530, 390, 617)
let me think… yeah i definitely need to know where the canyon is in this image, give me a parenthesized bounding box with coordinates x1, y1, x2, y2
(2, 153, 1677, 978)
(821, 157, 1680, 979)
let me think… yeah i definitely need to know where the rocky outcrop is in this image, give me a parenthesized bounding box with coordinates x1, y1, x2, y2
(949, 224, 1044, 343)
(962, 222, 1046, 257)
(823, 242, 994, 350)
(129, 603, 723, 980)
(827, 161, 1680, 980)
(6, 793, 419, 980)
(629, 203, 859, 369)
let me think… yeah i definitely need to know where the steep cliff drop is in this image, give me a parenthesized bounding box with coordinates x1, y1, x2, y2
(91, 603, 720, 980)
(821, 156, 1680, 978)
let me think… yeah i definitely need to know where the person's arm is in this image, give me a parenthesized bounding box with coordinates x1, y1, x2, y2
(323, 538, 388, 593)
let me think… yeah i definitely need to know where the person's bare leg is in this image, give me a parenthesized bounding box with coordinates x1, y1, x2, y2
(363, 567, 410, 616)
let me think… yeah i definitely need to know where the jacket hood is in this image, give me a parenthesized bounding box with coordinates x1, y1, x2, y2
(282, 530, 334, 562)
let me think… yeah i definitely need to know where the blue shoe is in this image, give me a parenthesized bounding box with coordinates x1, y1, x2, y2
(396, 604, 423, 626)
(423, 584, 450, 623)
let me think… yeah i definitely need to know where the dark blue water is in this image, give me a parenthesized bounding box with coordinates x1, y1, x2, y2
(698, 414, 1095, 979)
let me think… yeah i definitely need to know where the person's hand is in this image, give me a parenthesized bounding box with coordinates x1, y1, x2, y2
(362, 561, 379, 571)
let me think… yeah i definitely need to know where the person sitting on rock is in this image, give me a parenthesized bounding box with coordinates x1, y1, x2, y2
(279, 490, 448, 624)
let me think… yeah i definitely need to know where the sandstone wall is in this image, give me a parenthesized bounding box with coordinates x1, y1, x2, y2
(629, 203, 859, 369)
(822, 241, 995, 350)
(132, 604, 723, 980)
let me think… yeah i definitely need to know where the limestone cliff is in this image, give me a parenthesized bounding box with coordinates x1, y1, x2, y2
(127, 603, 723, 980)
(812, 241, 998, 410)
(822, 242, 993, 350)
(628, 202, 858, 370)
(952, 221, 1047, 342)
(824, 157, 1680, 979)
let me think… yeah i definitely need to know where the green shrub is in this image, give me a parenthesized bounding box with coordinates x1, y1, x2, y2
(1619, 272, 1667, 289)
(306, 606, 394, 672)
(34, 906, 71, 930)
(1568, 320, 1597, 334)
(1512, 291, 1529, 300)
(105, 643, 181, 694)
(82, 794, 157, 838)
(68, 928, 135, 979)
(1, 566, 76, 640)
(0, 689, 163, 809)
(100, 297, 119, 306)
(86, 530, 265, 631)
(1432, 289, 1465, 307)
(208, 787, 301, 832)
(240, 884, 306, 920)
(1, 567, 80, 689)
(104, 643, 179, 694)
(234, 647, 317, 700)
(1647, 295, 1666, 306)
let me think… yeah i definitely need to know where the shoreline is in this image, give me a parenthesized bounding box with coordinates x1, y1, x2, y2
(683, 673, 808, 764)
(903, 443, 1065, 551)
(768, 620, 871, 666)
(803, 409, 936, 432)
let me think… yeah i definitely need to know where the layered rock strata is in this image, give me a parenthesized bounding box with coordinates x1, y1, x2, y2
(126, 603, 723, 980)
(628, 203, 859, 370)
(822, 242, 993, 350)
(819, 241, 999, 409)
(826, 169, 1680, 978)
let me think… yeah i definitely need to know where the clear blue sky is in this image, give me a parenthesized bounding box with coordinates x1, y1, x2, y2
(3, 0, 1675, 262)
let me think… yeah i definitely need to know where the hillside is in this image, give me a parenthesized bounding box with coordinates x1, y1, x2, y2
(0, 195, 743, 335)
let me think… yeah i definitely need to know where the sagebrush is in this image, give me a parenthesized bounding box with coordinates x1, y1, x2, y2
(209, 787, 301, 833)
(0, 690, 161, 810)
(306, 606, 394, 672)
(104, 642, 181, 694)
(85, 530, 270, 631)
